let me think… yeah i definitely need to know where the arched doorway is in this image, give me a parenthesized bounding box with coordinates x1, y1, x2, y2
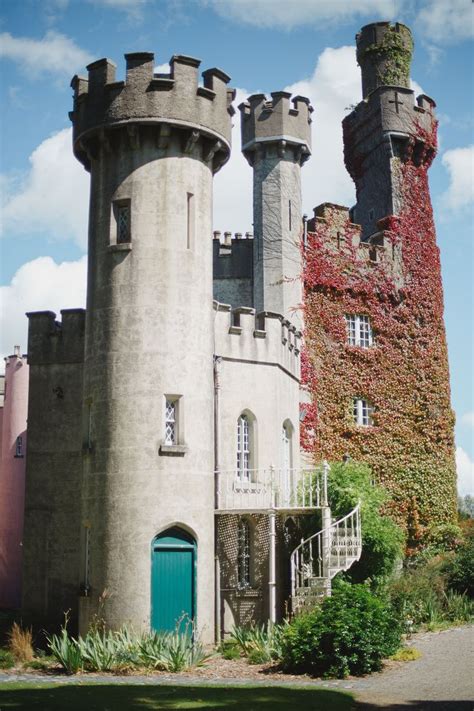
(151, 527, 196, 633)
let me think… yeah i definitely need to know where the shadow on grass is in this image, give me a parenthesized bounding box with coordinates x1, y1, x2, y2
(0, 682, 354, 710)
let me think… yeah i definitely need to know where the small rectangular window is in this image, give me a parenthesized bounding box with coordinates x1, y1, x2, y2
(117, 204, 130, 243)
(15, 435, 24, 457)
(165, 398, 177, 445)
(289, 200, 292, 231)
(345, 314, 373, 348)
(186, 193, 194, 249)
(353, 398, 374, 427)
(368, 208, 375, 221)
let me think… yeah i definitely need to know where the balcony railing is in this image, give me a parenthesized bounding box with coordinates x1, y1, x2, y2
(215, 465, 328, 513)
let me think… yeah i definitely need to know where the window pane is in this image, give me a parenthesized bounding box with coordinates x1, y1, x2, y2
(117, 205, 130, 243)
(165, 400, 176, 445)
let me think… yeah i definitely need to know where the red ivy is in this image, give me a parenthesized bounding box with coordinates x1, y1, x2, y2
(302, 118, 457, 539)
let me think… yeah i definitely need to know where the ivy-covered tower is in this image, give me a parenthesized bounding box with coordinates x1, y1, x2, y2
(303, 22, 457, 540)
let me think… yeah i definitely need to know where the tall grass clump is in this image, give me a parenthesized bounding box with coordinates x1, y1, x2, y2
(8, 623, 34, 663)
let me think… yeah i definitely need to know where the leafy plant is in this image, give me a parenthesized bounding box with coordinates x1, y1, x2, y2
(230, 621, 286, 663)
(327, 461, 405, 586)
(390, 647, 421, 662)
(47, 627, 82, 674)
(0, 649, 15, 669)
(281, 582, 402, 678)
(8, 622, 34, 663)
(219, 640, 241, 660)
(445, 533, 474, 597)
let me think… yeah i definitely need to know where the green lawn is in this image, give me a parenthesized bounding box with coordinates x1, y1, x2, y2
(0, 682, 355, 710)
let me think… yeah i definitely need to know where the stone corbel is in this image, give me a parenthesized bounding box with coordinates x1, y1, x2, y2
(184, 129, 200, 154)
(127, 124, 140, 149)
(157, 123, 171, 149)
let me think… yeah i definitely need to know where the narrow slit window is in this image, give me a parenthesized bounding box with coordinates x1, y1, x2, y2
(236, 414, 251, 480)
(116, 203, 131, 243)
(289, 200, 292, 231)
(15, 435, 23, 457)
(165, 399, 177, 445)
(187, 192, 194, 249)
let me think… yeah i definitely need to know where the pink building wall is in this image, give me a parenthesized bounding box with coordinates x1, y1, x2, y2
(0, 348, 29, 609)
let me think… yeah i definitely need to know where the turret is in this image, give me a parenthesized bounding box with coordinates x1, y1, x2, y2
(68, 52, 235, 642)
(344, 22, 437, 239)
(240, 92, 312, 329)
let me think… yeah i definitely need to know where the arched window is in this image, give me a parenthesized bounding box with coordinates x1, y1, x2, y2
(352, 398, 374, 427)
(237, 518, 251, 589)
(282, 421, 293, 471)
(237, 413, 251, 480)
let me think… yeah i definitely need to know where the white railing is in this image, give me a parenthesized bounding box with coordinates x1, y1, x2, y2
(215, 465, 328, 513)
(290, 503, 362, 599)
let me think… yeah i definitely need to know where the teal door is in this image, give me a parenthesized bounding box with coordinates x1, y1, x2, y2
(151, 528, 196, 633)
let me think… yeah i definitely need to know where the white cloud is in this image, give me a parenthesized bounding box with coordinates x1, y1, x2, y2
(1, 128, 89, 248)
(88, 0, 148, 20)
(461, 412, 474, 429)
(416, 0, 474, 44)
(0, 256, 87, 362)
(214, 46, 361, 233)
(203, 0, 401, 29)
(456, 446, 474, 497)
(0, 31, 93, 79)
(441, 145, 474, 212)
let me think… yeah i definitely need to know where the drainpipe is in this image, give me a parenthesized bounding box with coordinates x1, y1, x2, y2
(268, 465, 277, 624)
(213, 355, 222, 643)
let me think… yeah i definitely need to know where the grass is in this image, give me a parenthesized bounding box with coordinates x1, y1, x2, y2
(390, 647, 422, 662)
(0, 682, 355, 710)
(7, 624, 34, 663)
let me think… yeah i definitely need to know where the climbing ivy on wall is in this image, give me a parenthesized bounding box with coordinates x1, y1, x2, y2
(301, 120, 457, 545)
(359, 25, 413, 88)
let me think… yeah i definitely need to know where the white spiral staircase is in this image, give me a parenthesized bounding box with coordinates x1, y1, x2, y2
(290, 503, 362, 613)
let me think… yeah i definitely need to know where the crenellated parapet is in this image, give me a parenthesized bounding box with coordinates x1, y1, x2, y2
(343, 87, 437, 183)
(308, 203, 403, 285)
(26, 309, 85, 365)
(239, 92, 312, 166)
(214, 303, 300, 380)
(70, 53, 235, 172)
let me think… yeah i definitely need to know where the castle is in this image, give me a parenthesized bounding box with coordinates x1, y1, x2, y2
(0, 21, 456, 643)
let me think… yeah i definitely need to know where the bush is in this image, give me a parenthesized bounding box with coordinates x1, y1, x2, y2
(281, 582, 401, 678)
(327, 462, 405, 586)
(445, 533, 474, 598)
(8, 623, 34, 663)
(0, 649, 15, 669)
(389, 552, 474, 630)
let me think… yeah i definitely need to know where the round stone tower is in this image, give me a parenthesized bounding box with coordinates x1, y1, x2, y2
(356, 22, 413, 99)
(70, 52, 234, 641)
(239, 93, 312, 330)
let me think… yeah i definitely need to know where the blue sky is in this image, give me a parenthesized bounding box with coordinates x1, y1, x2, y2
(0, 0, 472, 495)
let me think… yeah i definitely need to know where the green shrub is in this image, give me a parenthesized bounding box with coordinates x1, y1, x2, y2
(327, 462, 404, 586)
(47, 627, 83, 674)
(230, 622, 286, 663)
(282, 582, 401, 678)
(0, 649, 15, 669)
(219, 640, 241, 660)
(445, 534, 474, 597)
(389, 552, 474, 629)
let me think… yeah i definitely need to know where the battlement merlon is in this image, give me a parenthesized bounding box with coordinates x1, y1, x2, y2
(343, 86, 437, 180)
(239, 92, 313, 166)
(70, 52, 235, 172)
(213, 303, 301, 381)
(356, 22, 413, 99)
(26, 309, 85, 365)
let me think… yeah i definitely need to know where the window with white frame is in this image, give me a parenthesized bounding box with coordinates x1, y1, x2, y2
(352, 398, 374, 427)
(165, 399, 177, 445)
(345, 314, 373, 348)
(236, 414, 251, 480)
(237, 518, 251, 588)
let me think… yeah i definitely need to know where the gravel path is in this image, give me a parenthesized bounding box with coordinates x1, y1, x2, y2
(0, 624, 472, 709)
